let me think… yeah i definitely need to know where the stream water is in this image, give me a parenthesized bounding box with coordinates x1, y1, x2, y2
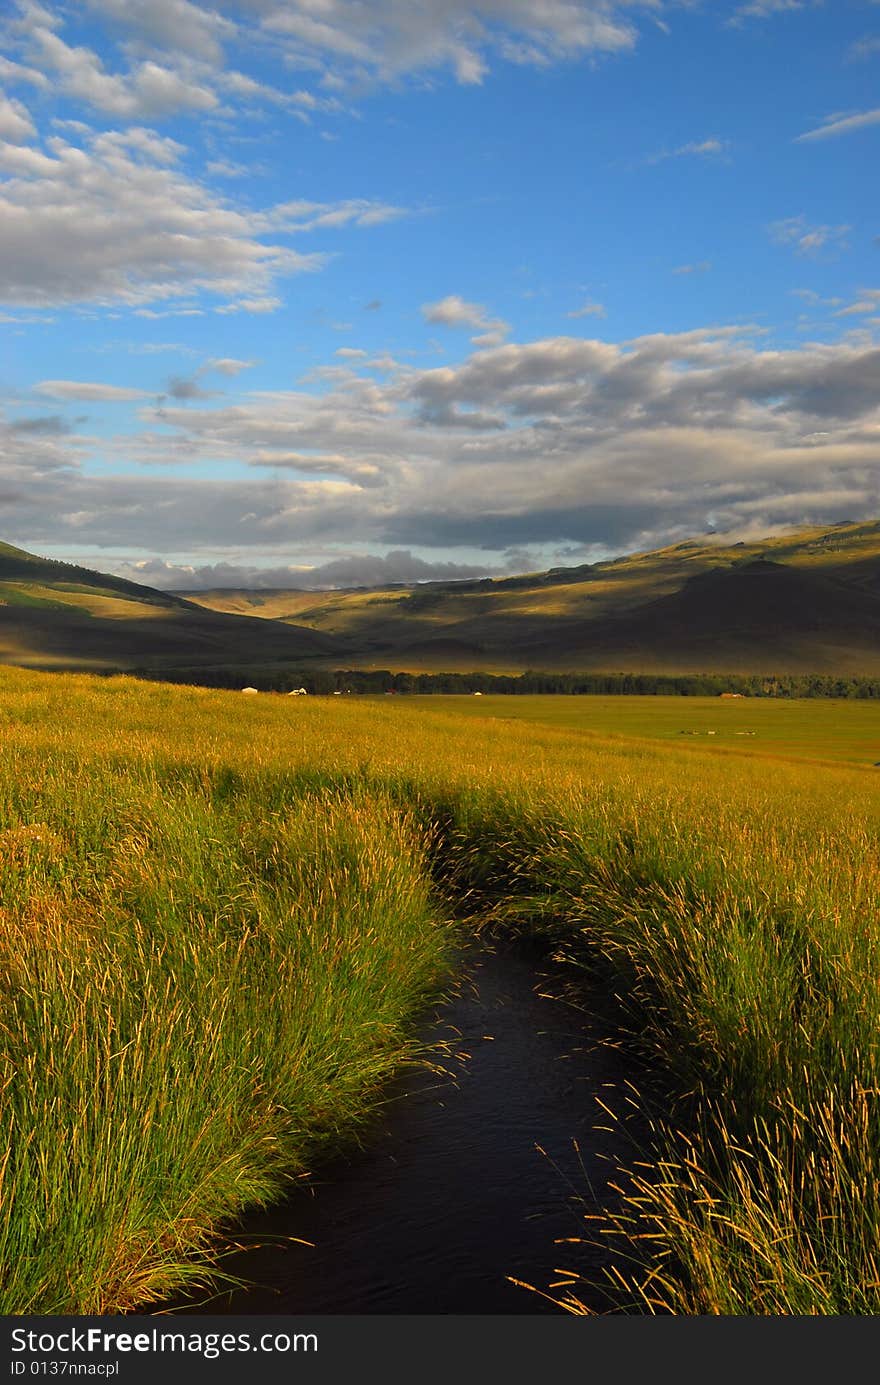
(164, 946, 642, 1315)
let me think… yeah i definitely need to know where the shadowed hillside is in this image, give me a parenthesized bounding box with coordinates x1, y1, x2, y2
(0, 541, 340, 673)
(523, 559, 880, 673)
(3, 523, 880, 676)
(178, 520, 880, 674)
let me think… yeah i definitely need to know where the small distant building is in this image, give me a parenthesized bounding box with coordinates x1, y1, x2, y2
(241, 686, 259, 695)
(473, 691, 483, 696)
(287, 687, 308, 696)
(719, 692, 744, 699)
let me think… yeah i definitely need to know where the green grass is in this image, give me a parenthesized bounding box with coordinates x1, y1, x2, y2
(383, 693, 880, 766)
(4, 670, 880, 1313)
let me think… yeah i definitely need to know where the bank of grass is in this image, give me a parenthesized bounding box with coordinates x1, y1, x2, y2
(2, 667, 880, 1312)
(0, 759, 452, 1312)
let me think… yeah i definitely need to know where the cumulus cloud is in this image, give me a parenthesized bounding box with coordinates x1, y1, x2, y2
(0, 125, 402, 308)
(7, 327, 880, 568)
(0, 56, 50, 90)
(248, 449, 384, 484)
(2, 0, 658, 133)
(115, 548, 499, 590)
(157, 355, 257, 398)
(0, 93, 36, 141)
(422, 294, 510, 345)
(83, 0, 235, 65)
(26, 24, 219, 119)
(255, 0, 651, 87)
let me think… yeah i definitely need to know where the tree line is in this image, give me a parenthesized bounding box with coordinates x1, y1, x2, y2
(128, 667, 880, 699)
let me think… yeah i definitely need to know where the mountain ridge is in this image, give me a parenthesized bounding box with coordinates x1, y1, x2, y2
(2, 522, 880, 676)
(174, 520, 880, 674)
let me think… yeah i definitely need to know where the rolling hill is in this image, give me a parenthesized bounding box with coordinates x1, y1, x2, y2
(178, 520, 880, 675)
(0, 541, 339, 673)
(3, 521, 880, 677)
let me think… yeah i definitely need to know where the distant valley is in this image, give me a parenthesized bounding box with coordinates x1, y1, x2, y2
(3, 520, 880, 678)
(177, 519, 880, 676)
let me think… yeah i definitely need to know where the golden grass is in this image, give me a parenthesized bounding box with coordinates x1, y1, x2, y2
(3, 667, 880, 1312)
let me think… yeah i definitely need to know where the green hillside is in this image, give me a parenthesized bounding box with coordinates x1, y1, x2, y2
(4, 522, 880, 677)
(178, 520, 880, 674)
(0, 541, 339, 673)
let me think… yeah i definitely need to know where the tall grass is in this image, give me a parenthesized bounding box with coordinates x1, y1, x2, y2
(0, 756, 452, 1311)
(2, 666, 880, 1312)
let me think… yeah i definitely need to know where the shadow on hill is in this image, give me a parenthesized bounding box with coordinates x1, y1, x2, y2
(524, 560, 880, 673)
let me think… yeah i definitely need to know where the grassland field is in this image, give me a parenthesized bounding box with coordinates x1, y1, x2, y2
(370, 693, 880, 767)
(4, 668, 880, 1314)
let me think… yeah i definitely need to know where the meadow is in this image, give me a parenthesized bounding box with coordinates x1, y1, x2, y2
(376, 693, 880, 766)
(3, 669, 880, 1313)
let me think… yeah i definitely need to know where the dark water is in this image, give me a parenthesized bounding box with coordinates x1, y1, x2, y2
(163, 947, 642, 1316)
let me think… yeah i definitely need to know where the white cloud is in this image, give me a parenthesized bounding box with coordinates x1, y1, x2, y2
(0, 127, 349, 308)
(204, 357, 258, 375)
(422, 294, 510, 345)
(0, 92, 36, 142)
(265, 198, 407, 233)
(646, 137, 728, 163)
(27, 25, 219, 119)
(205, 158, 250, 178)
(567, 300, 607, 318)
(0, 56, 50, 90)
(11, 326, 879, 564)
(257, 0, 649, 87)
(849, 36, 880, 62)
(108, 549, 499, 590)
(769, 215, 850, 257)
(731, 0, 815, 21)
(796, 108, 880, 142)
(214, 296, 284, 313)
(1, 0, 660, 133)
(835, 291, 880, 318)
(134, 306, 205, 318)
(83, 0, 236, 65)
(34, 379, 153, 401)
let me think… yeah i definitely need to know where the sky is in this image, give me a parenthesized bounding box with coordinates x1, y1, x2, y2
(0, 0, 879, 590)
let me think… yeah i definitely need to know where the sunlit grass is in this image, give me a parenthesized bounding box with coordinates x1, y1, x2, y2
(389, 693, 880, 765)
(3, 667, 880, 1313)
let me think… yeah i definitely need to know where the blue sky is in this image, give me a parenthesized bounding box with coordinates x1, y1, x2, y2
(0, 0, 878, 588)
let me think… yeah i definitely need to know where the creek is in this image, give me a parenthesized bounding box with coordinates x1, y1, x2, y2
(166, 945, 642, 1315)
